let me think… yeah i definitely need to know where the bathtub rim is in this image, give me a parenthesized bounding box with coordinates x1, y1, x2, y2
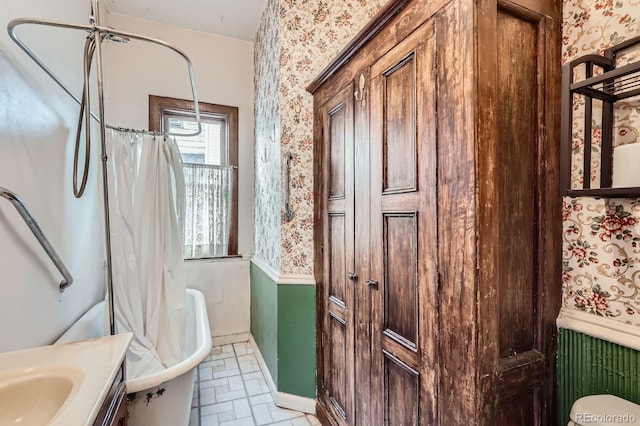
(55, 288, 212, 394)
(127, 288, 212, 393)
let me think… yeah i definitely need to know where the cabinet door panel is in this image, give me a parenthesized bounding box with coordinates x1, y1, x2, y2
(497, 9, 538, 359)
(320, 83, 356, 424)
(383, 56, 418, 193)
(491, 6, 559, 424)
(384, 213, 418, 349)
(370, 20, 438, 426)
(385, 351, 419, 426)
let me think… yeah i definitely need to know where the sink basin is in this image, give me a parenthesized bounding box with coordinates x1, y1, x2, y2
(0, 335, 130, 425)
(0, 366, 82, 425)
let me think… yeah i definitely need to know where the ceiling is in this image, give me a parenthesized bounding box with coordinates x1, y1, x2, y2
(105, 0, 268, 42)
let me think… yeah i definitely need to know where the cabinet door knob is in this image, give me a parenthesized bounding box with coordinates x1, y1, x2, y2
(348, 272, 359, 282)
(366, 279, 379, 290)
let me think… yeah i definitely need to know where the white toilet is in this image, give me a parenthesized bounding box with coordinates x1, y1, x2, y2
(568, 395, 640, 426)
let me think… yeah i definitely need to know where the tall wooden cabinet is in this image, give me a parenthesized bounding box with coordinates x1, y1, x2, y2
(307, 0, 561, 425)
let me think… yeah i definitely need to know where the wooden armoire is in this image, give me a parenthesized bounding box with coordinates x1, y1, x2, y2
(307, 0, 562, 425)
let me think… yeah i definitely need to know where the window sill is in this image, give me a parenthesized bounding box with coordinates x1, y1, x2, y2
(184, 255, 245, 262)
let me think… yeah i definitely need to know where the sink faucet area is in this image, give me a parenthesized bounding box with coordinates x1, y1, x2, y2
(0, 334, 131, 425)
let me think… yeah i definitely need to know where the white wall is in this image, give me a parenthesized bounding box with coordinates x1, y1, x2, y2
(0, 0, 106, 351)
(103, 13, 254, 337)
(184, 259, 250, 338)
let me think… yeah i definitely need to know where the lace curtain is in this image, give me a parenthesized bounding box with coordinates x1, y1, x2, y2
(183, 163, 234, 258)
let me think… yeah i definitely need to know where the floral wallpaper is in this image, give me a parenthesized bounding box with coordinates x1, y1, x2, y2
(278, 0, 388, 275)
(562, 0, 640, 325)
(254, 0, 389, 275)
(254, 0, 282, 271)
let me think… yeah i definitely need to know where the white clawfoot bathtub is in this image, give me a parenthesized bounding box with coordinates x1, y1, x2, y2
(56, 289, 212, 426)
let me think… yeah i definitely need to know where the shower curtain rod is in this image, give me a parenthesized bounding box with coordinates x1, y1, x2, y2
(7, 0, 202, 336)
(7, 17, 202, 137)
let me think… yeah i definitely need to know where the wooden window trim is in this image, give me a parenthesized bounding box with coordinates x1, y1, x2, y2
(149, 95, 239, 256)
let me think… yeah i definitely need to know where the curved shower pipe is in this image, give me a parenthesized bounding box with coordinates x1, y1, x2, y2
(7, 0, 202, 334)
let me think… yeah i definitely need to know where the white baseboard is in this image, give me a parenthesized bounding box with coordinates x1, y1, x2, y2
(275, 391, 316, 414)
(211, 332, 250, 346)
(249, 335, 316, 415)
(249, 335, 278, 395)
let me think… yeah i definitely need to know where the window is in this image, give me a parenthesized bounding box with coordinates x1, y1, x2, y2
(149, 95, 238, 258)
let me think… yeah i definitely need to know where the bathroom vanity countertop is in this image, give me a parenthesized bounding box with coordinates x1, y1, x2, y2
(0, 333, 132, 426)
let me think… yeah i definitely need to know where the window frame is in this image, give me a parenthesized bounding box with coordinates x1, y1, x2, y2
(149, 95, 239, 257)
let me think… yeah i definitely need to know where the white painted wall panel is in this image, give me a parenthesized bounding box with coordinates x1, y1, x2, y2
(0, 0, 106, 351)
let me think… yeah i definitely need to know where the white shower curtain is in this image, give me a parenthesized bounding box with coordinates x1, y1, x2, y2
(106, 129, 186, 380)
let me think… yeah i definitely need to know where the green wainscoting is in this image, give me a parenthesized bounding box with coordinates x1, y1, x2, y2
(557, 328, 640, 425)
(277, 284, 316, 398)
(250, 262, 279, 384)
(250, 261, 316, 399)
